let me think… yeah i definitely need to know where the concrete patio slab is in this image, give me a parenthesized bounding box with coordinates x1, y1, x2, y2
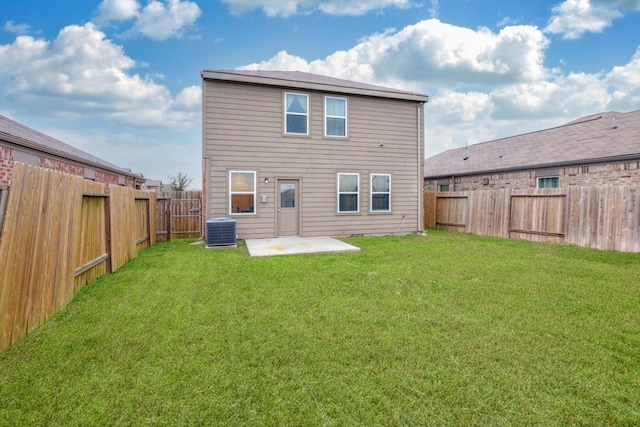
(245, 236, 360, 257)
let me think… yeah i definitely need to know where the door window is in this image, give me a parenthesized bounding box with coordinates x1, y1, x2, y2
(280, 183, 296, 208)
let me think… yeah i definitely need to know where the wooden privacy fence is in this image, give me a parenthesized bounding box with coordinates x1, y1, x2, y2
(424, 186, 640, 252)
(0, 163, 159, 352)
(157, 190, 202, 240)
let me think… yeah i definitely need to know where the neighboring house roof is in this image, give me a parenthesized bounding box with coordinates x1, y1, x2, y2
(145, 179, 163, 187)
(424, 110, 640, 179)
(201, 69, 429, 103)
(0, 114, 142, 179)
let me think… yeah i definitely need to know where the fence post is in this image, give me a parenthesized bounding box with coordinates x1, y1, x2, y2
(104, 194, 112, 274)
(0, 185, 8, 237)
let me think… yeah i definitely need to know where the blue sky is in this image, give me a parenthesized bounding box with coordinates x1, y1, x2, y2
(2, 0, 640, 187)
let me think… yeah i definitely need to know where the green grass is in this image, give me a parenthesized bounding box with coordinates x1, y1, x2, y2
(1, 231, 639, 426)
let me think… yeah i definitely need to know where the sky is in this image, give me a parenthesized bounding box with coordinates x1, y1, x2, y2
(1, 0, 640, 188)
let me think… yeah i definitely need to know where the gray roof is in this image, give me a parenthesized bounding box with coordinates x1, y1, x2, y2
(0, 114, 141, 178)
(424, 110, 640, 178)
(201, 69, 429, 103)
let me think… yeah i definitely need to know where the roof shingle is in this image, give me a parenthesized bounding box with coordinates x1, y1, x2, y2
(0, 114, 139, 177)
(424, 110, 640, 178)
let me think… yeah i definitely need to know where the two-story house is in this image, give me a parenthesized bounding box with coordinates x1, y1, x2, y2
(201, 70, 429, 239)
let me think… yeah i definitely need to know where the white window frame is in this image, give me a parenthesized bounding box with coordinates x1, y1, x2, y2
(438, 184, 450, 192)
(337, 173, 360, 213)
(537, 176, 559, 189)
(324, 96, 347, 137)
(229, 171, 256, 215)
(370, 173, 391, 212)
(284, 92, 309, 135)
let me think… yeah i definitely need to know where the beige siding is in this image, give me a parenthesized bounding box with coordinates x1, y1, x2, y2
(204, 80, 424, 239)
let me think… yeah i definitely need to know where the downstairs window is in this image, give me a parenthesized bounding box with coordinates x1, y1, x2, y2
(229, 171, 256, 214)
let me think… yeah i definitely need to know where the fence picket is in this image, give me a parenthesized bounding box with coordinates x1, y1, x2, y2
(160, 190, 202, 239)
(0, 163, 160, 352)
(0, 163, 26, 349)
(425, 185, 640, 252)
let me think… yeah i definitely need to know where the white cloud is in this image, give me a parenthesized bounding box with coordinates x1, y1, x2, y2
(497, 16, 518, 27)
(593, 0, 640, 12)
(221, 0, 414, 17)
(97, 0, 140, 22)
(490, 72, 610, 120)
(428, 90, 492, 126)
(48, 126, 202, 183)
(239, 50, 312, 71)
(238, 17, 640, 158)
(96, 0, 201, 40)
(422, 74, 612, 155)
(241, 19, 549, 89)
(173, 85, 201, 110)
(427, 0, 439, 18)
(2, 21, 31, 35)
(132, 0, 201, 40)
(607, 46, 640, 86)
(606, 46, 640, 110)
(0, 23, 200, 129)
(544, 0, 623, 39)
(317, 0, 414, 15)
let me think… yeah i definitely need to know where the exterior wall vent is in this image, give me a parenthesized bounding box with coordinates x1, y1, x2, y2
(206, 217, 237, 248)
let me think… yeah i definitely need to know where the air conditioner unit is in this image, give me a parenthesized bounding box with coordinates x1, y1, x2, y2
(206, 217, 237, 248)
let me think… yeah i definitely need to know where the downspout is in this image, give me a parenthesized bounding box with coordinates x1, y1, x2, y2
(417, 102, 424, 233)
(201, 76, 207, 239)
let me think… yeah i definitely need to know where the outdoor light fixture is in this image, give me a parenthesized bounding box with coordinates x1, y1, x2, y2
(264, 177, 269, 184)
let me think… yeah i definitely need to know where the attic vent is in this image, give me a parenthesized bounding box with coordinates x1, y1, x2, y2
(206, 217, 237, 248)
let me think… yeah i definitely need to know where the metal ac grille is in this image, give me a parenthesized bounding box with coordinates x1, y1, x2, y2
(206, 217, 236, 247)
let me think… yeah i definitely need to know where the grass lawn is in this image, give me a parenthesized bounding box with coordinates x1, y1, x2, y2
(1, 231, 639, 426)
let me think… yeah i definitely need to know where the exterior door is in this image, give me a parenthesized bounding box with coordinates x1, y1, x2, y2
(278, 180, 299, 236)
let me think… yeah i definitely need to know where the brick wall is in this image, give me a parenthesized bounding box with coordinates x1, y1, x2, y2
(95, 170, 120, 186)
(1, 146, 136, 188)
(562, 161, 640, 187)
(39, 157, 85, 176)
(424, 159, 640, 192)
(0, 146, 13, 185)
(125, 176, 137, 188)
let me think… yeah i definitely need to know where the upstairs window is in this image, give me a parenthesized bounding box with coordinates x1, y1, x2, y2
(537, 177, 559, 189)
(285, 93, 308, 135)
(229, 171, 256, 215)
(371, 174, 391, 212)
(337, 173, 359, 213)
(325, 96, 347, 137)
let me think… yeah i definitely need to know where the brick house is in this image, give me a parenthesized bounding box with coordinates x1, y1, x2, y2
(0, 114, 145, 188)
(424, 110, 640, 192)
